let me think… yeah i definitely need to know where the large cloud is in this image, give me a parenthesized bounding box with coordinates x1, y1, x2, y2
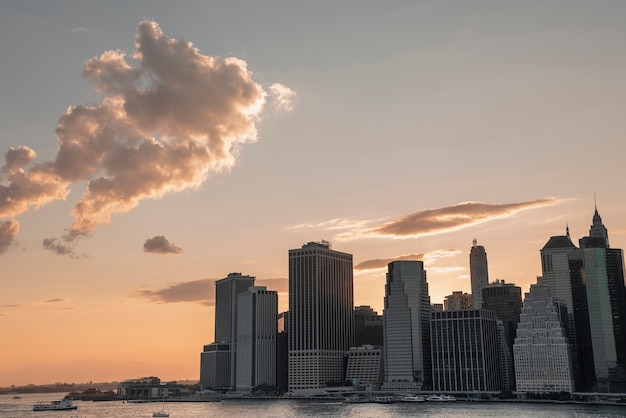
(296, 198, 557, 241)
(143, 236, 183, 254)
(355, 249, 461, 271)
(0, 20, 294, 255)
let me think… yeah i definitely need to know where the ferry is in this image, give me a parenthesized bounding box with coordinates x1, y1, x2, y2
(426, 394, 456, 402)
(401, 394, 426, 402)
(33, 399, 78, 411)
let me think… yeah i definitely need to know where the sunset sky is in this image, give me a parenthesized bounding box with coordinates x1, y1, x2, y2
(2, 1, 626, 387)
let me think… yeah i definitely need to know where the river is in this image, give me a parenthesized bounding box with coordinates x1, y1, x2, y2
(2, 393, 626, 417)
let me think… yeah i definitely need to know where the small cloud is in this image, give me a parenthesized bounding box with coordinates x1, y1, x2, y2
(0, 220, 20, 254)
(287, 218, 372, 231)
(143, 236, 184, 254)
(44, 298, 64, 303)
(269, 83, 296, 112)
(42, 237, 84, 259)
(72, 27, 91, 33)
(355, 253, 425, 271)
(136, 278, 214, 306)
(429, 266, 465, 273)
(457, 274, 470, 280)
(2, 304, 20, 308)
(2, 146, 36, 174)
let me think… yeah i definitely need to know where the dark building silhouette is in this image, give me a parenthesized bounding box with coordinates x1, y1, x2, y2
(354, 306, 383, 347)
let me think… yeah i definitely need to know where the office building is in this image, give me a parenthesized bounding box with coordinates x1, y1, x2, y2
(345, 345, 384, 390)
(431, 309, 501, 392)
(569, 207, 626, 392)
(354, 306, 383, 347)
(444, 291, 472, 311)
(470, 240, 489, 309)
(236, 286, 278, 391)
(382, 260, 432, 390)
(513, 281, 574, 393)
(288, 241, 354, 392)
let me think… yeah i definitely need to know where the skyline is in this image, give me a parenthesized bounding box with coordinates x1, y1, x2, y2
(2, 2, 626, 387)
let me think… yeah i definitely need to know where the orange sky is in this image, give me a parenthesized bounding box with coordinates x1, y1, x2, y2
(2, 2, 626, 387)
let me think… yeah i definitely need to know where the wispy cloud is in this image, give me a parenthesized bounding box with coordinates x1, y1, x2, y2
(72, 27, 91, 33)
(44, 298, 64, 303)
(355, 249, 461, 271)
(143, 236, 183, 254)
(135, 276, 288, 306)
(269, 83, 296, 112)
(291, 198, 558, 241)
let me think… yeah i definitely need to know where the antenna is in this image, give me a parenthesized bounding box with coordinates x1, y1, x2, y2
(472, 238, 477, 247)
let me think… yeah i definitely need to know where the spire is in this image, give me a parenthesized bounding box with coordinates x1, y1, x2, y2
(589, 196, 609, 247)
(565, 221, 570, 240)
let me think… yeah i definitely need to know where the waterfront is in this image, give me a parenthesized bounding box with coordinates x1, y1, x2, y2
(2, 393, 626, 418)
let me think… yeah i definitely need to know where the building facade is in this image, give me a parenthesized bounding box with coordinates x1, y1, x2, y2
(470, 240, 489, 309)
(431, 309, 501, 392)
(444, 291, 472, 311)
(345, 345, 384, 390)
(382, 260, 432, 390)
(236, 286, 278, 391)
(288, 241, 354, 392)
(354, 305, 384, 347)
(513, 282, 574, 393)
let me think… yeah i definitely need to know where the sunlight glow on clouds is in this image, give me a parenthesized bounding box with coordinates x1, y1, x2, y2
(290, 198, 559, 241)
(0, 20, 294, 256)
(0, 220, 19, 254)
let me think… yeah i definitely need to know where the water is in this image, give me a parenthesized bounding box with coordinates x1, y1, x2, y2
(2, 393, 626, 417)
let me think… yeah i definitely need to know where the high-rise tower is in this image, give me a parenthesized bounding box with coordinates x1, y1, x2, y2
(382, 260, 432, 390)
(470, 240, 489, 309)
(288, 241, 354, 392)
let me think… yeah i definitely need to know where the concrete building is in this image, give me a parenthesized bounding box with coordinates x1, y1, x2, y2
(431, 309, 501, 392)
(288, 241, 354, 392)
(236, 286, 278, 391)
(345, 345, 384, 390)
(200, 343, 233, 390)
(383, 260, 432, 390)
(470, 240, 489, 309)
(513, 281, 574, 393)
(444, 291, 472, 311)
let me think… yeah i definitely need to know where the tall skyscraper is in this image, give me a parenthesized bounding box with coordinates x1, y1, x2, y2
(513, 281, 574, 393)
(236, 286, 278, 391)
(470, 240, 489, 309)
(431, 309, 501, 392)
(288, 241, 354, 392)
(569, 207, 626, 392)
(382, 260, 432, 390)
(200, 272, 255, 390)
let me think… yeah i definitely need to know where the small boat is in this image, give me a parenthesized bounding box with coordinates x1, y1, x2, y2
(33, 399, 78, 411)
(426, 394, 456, 402)
(401, 394, 425, 402)
(12, 395, 22, 399)
(373, 395, 395, 404)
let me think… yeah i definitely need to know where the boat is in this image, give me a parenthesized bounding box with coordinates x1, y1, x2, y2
(426, 394, 456, 402)
(153, 394, 169, 417)
(373, 395, 395, 404)
(12, 395, 22, 399)
(401, 394, 425, 402)
(33, 399, 78, 411)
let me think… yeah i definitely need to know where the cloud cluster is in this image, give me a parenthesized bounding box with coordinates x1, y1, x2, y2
(0, 20, 294, 256)
(355, 249, 461, 271)
(297, 198, 557, 241)
(136, 276, 288, 306)
(143, 236, 183, 254)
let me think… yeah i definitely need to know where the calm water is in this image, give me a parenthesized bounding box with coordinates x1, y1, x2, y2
(2, 393, 626, 418)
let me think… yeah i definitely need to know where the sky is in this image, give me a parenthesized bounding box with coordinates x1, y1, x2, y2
(1, 1, 626, 387)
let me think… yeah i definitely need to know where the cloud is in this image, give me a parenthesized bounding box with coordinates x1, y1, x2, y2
(335, 198, 558, 240)
(143, 235, 183, 254)
(72, 27, 91, 33)
(355, 253, 425, 270)
(44, 298, 64, 303)
(0, 20, 293, 255)
(42, 238, 84, 259)
(269, 83, 296, 112)
(136, 276, 288, 306)
(0, 220, 19, 254)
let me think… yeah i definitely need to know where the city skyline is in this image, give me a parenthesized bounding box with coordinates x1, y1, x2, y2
(2, 2, 626, 387)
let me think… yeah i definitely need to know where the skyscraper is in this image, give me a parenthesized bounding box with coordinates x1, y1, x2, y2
(382, 260, 432, 390)
(200, 272, 255, 390)
(431, 309, 501, 392)
(470, 240, 489, 309)
(569, 207, 626, 392)
(288, 241, 354, 392)
(236, 286, 278, 391)
(443, 290, 472, 311)
(513, 281, 574, 393)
